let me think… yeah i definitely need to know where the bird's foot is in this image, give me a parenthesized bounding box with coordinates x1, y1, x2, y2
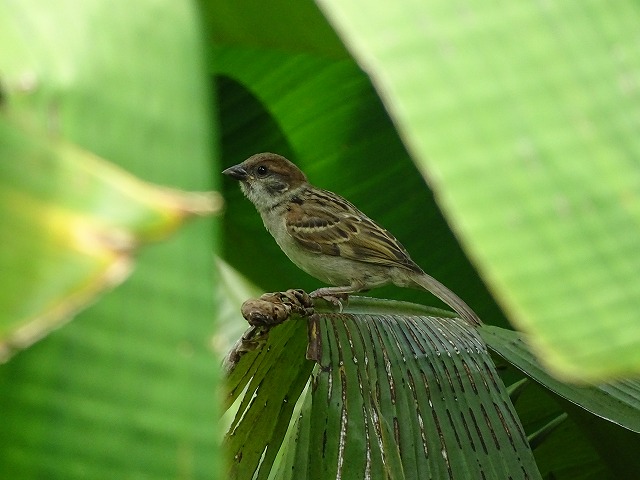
(309, 290, 349, 312)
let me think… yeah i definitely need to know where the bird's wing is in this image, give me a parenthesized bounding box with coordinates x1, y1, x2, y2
(284, 189, 421, 272)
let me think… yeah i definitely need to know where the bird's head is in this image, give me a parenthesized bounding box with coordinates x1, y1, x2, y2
(223, 153, 308, 210)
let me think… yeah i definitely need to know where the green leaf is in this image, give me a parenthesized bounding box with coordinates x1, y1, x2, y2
(0, 0, 219, 478)
(203, 0, 348, 58)
(0, 116, 219, 358)
(226, 298, 541, 479)
(315, 0, 640, 381)
(483, 326, 640, 477)
(224, 319, 315, 480)
(481, 326, 640, 433)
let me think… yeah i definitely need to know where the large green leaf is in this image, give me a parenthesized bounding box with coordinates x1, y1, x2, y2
(0, 116, 218, 358)
(206, 0, 348, 58)
(0, 0, 219, 477)
(225, 298, 541, 479)
(315, 0, 640, 381)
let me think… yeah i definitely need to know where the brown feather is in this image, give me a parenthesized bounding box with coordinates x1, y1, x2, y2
(285, 187, 422, 273)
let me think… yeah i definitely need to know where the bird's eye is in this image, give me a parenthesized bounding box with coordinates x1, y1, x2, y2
(256, 165, 269, 177)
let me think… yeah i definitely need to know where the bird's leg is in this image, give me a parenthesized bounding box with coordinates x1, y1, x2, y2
(309, 281, 365, 312)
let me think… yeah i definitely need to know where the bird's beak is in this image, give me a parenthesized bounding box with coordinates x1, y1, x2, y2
(222, 164, 248, 180)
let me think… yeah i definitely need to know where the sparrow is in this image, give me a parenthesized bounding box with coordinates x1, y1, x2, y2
(223, 153, 481, 326)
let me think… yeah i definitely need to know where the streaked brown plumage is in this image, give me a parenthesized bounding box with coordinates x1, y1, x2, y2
(223, 152, 481, 326)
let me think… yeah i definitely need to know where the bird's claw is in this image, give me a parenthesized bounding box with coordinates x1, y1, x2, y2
(309, 292, 349, 312)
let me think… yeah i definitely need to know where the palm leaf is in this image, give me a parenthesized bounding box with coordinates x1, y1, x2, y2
(225, 297, 541, 479)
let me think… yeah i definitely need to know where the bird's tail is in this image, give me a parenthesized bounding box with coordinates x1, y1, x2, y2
(410, 272, 482, 326)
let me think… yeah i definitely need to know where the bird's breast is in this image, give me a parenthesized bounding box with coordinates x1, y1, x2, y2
(259, 209, 345, 285)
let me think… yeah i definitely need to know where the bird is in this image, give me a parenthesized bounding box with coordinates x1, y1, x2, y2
(223, 152, 481, 326)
